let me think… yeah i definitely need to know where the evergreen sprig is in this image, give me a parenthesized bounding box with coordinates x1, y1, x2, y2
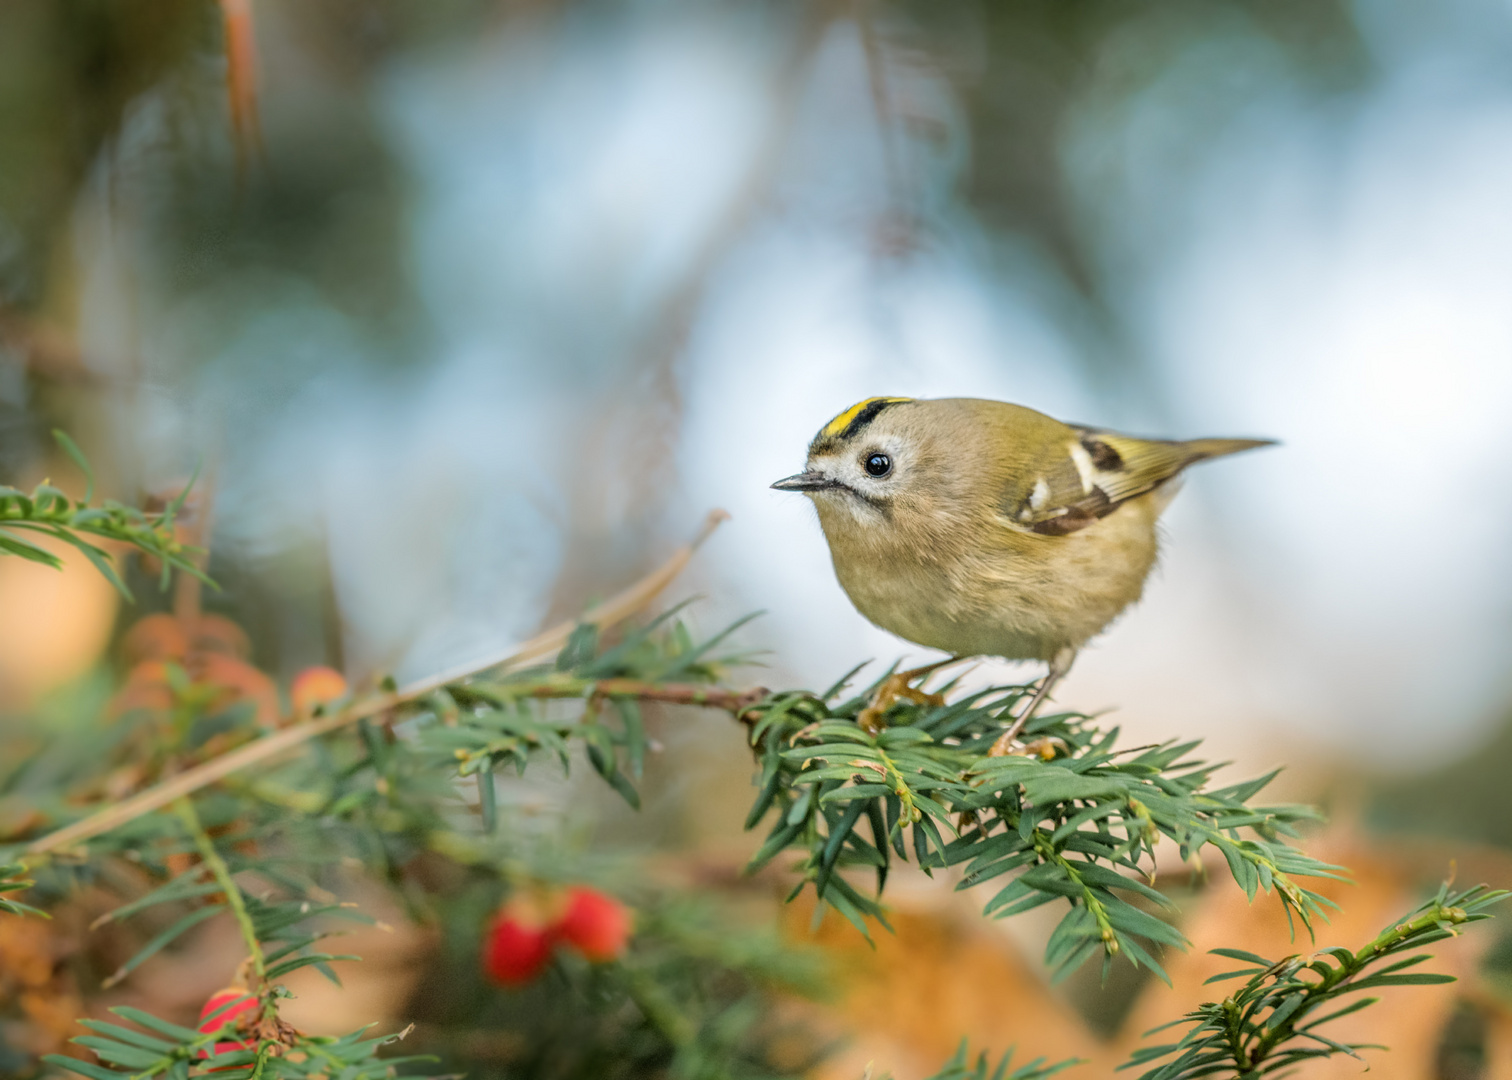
(742, 665, 1342, 982)
(5, 605, 1499, 1080)
(418, 608, 762, 813)
(44, 1007, 426, 1080)
(1121, 881, 1507, 1078)
(339, 621, 1335, 986)
(41, 800, 422, 1080)
(6, 611, 819, 1080)
(0, 431, 206, 600)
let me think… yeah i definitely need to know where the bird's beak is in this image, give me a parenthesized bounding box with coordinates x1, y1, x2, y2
(771, 470, 837, 492)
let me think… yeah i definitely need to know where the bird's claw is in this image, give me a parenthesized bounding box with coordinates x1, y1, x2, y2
(855, 664, 952, 735)
(987, 734, 1066, 759)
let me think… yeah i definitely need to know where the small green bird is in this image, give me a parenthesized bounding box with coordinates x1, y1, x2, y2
(772, 396, 1273, 752)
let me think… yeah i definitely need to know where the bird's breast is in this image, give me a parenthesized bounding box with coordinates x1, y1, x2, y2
(814, 495, 1161, 661)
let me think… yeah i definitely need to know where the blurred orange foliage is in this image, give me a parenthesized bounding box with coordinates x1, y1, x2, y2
(111, 613, 278, 729)
(289, 665, 349, 715)
(0, 914, 83, 1058)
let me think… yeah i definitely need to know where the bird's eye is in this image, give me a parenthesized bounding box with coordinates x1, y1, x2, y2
(864, 452, 892, 478)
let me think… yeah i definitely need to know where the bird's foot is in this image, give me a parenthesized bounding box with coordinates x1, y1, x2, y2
(855, 659, 958, 735)
(856, 675, 943, 735)
(989, 735, 1067, 760)
(987, 647, 1077, 757)
(987, 682, 1050, 756)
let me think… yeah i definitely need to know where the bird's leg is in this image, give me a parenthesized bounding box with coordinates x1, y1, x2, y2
(989, 646, 1076, 756)
(855, 657, 962, 735)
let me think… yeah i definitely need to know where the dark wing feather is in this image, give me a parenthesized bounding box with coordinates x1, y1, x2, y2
(1006, 428, 1273, 536)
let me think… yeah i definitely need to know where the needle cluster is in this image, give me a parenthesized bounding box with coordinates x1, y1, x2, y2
(0, 432, 206, 600)
(1122, 881, 1506, 1079)
(743, 666, 1339, 983)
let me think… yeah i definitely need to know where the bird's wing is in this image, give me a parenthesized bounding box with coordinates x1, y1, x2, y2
(1004, 428, 1271, 537)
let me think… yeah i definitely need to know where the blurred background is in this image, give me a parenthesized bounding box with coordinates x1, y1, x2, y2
(3, 0, 1512, 1076)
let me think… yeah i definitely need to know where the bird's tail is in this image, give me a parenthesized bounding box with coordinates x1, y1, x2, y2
(1180, 437, 1277, 463)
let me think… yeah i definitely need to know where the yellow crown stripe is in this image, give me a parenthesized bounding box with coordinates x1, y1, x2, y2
(820, 397, 914, 438)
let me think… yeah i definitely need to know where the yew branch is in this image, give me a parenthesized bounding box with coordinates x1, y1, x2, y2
(26, 510, 730, 856)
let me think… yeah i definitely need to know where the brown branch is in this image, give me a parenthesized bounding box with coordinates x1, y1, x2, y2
(25, 510, 731, 856)
(539, 679, 768, 719)
(220, 0, 265, 174)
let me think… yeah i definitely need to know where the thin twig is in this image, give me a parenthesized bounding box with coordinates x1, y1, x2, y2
(26, 510, 730, 855)
(220, 0, 265, 174)
(174, 797, 266, 986)
(171, 478, 214, 627)
(533, 678, 767, 718)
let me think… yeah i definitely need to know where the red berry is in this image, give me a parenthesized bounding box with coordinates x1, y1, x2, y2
(197, 987, 257, 1059)
(483, 904, 556, 986)
(555, 887, 632, 963)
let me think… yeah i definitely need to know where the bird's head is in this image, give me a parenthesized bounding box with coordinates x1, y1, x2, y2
(771, 397, 924, 523)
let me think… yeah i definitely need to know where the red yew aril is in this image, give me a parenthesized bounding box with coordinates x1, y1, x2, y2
(197, 987, 257, 1058)
(482, 903, 556, 986)
(555, 887, 632, 963)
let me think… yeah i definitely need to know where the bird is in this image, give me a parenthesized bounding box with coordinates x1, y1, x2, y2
(771, 396, 1273, 753)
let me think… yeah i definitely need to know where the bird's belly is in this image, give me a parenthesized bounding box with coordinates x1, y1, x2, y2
(838, 567, 1076, 661)
(827, 502, 1160, 662)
